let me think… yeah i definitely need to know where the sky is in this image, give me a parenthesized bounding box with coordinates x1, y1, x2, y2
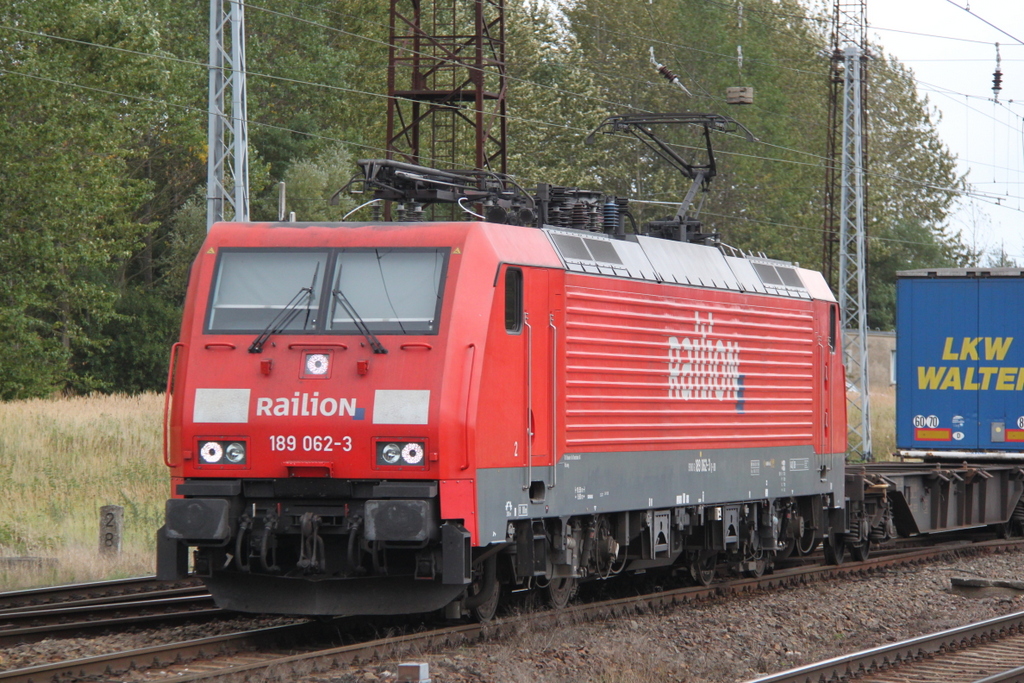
(868, 0, 1024, 262)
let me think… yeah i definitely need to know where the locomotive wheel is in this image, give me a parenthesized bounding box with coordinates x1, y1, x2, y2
(544, 576, 577, 610)
(742, 549, 773, 578)
(690, 552, 717, 586)
(467, 576, 501, 622)
(849, 539, 870, 562)
(823, 535, 846, 565)
(466, 556, 500, 622)
(796, 531, 819, 556)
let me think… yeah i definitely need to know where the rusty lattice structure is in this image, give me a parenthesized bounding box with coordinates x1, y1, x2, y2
(386, 0, 507, 177)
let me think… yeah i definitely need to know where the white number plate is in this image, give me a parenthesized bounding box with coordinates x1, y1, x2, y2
(268, 435, 352, 452)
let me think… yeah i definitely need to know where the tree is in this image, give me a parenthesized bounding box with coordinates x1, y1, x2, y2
(562, 0, 832, 269)
(0, 0, 167, 397)
(0, 0, 981, 397)
(864, 52, 971, 328)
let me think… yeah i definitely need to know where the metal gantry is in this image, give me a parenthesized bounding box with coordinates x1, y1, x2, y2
(385, 0, 507, 176)
(823, 0, 871, 461)
(839, 45, 871, 460)
(207, 0, 250, 230)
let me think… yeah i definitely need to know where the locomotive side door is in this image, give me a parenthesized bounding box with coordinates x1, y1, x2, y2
(523, 268, 553, 496)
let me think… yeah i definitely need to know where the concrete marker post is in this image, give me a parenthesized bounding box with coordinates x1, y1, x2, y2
(99, 505, 124, 556)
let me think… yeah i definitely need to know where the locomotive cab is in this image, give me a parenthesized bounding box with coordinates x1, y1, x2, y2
(157, 220, 562, 614)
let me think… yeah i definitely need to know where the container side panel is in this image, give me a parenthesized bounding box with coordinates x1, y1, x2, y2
(896, 278, 980, 449)
(976, 278, 1024, 449)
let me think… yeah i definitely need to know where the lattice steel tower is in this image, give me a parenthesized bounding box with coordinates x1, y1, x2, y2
(386, 0, 507, 177)
(824, 0, 871, 460)
(206, 0, 249, 230)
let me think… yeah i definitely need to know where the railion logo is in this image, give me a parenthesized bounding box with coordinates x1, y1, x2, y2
(255, 392, 365, 419)
(667, 311, 745, 411)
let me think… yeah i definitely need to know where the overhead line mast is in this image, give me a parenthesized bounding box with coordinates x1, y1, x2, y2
(206, 0, 250, 230)
(825, 0, 871, 461)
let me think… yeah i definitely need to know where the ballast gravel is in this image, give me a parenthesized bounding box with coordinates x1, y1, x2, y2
(3, 549, 1024, 682)
(320, 548, 1024, 683)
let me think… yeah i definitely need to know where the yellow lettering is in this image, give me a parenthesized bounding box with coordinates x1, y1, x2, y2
(939, 367, 962, 390)
(997, 367, 1017, 390)
(963, 367, 980, 390)
(918, 366, 946, 390)
(960, 337, 981, 360)
(985, 337, 1014, 361)
(979, 367, 998, 390)
(941, 338, 958, 360)
(1017, 369, 1024, 391)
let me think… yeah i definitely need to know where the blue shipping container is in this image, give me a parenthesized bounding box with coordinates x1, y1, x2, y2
(897, 268, 1024, 454)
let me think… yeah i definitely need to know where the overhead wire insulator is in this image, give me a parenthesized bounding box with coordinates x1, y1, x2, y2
(993, 42, 1003, 101)
(649, 47, 692, 96)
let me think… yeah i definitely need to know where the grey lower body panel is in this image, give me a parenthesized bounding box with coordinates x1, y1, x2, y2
(203, 572, 465, 616)
(476, 446, 845, 543)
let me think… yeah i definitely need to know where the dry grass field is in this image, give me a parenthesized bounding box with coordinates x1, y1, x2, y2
(0, 388, 900, 591)
(869, 387, 896, 460)
(0, 393, 166, 590)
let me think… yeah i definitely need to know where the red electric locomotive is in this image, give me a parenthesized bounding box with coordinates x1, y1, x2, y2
(158, 116, 853, 618)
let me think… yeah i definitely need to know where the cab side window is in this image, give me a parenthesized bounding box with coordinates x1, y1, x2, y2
(828, 304, 837, 352)
(505, 267, 523, 333)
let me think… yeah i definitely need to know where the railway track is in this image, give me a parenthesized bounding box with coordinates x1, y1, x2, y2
(745, 610, 1024, 683)
(3, 538, 1022, 683)
(0, 576, 203, 610)
(0, 577, 218, 646)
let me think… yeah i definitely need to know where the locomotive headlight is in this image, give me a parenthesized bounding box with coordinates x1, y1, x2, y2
(305, 353, 329, 375)
(197, 439, 247, 466)
(401, 442, 425, 465)
(376, 440, 427, 467)
(199, 441, 223, 463)
(381, 443, 402, 465)
(224, 442, 246, 464)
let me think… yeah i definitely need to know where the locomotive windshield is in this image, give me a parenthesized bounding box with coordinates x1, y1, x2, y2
(329, 249, 446, 335)
(206, 250, 328, 331)
(205, 247, 448, 335)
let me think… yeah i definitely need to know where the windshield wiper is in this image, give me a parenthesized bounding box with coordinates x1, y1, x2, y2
(331, 288, 388, 354)
(248, 263, 320, 354)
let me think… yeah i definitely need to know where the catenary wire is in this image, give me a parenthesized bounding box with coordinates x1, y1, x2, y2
(3, 13, 996, 202)
(2, 7, 1008, 245)
(4, 64, 1000, 255)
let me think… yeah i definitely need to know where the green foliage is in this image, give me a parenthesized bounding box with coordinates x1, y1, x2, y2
(0, 521, 32, 554)
(864, 53, 971, 328)
(264, 143, 358, 222)
(0, 0, 167, 397)
(0, 0, 977, 398)
(73, 287, 182, 394)
(550, 0, 966, 327)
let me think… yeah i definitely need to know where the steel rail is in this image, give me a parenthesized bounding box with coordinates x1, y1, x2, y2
(0, 585, 210, 616)
(0, 576, 202, 610)
(744, 611, 1024, 683)
(0, 595, 224, 647)
(5, 538, 1023, 683)
(0, 623, 321, 683)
